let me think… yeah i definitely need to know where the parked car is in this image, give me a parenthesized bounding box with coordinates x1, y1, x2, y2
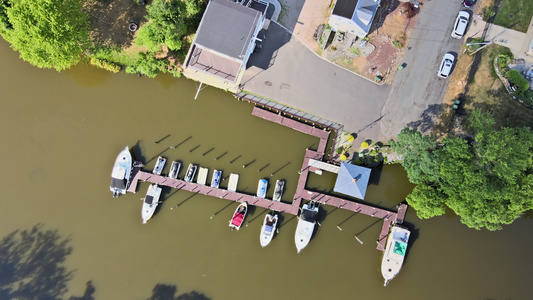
(438, 53, 455, 78)
(451, 11, 470, 39)
(462, 0, 476, 8)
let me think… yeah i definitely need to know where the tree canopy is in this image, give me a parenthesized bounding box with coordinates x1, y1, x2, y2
(0, 0, 89, 71)
(391, 109, 533, 230)
(136, 0, 203, 52)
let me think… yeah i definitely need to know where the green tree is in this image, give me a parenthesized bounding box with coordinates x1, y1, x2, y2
(136, 0, 187, 52)
(392, 109, 533, 230)
(0, 0, 89, 71)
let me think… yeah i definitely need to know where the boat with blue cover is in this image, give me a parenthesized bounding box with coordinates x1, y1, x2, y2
(257, 179, 268, 198)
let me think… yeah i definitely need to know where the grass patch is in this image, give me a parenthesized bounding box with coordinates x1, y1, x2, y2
(493, 0, 533, 32)
(464, 44, 533, 129)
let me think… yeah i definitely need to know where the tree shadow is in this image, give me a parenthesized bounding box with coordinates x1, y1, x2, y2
(0, 224, 75, 300)
(146, 283, 211, 300)
(406, 104, 442, 133)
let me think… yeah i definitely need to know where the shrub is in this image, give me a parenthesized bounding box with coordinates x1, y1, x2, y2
(89, 57, 121, 73)
(505, 69, 529, 93)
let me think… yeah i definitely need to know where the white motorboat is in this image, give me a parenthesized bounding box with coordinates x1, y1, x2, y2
(257, 179, 268, 198)
(184, 163, 198, 182)
(272, 179, 284, 201)
(229, 202, 248, 231)
(382, 224, 411, 286)
(141, 184, 162, 224)
(211, 169, 222, 188)
(295, 201, 319, 253)
(260, 212, 278, 247)
(168, 161, 181, 179)
(110, 146, 133, 197)
(152, 156, 167, 175)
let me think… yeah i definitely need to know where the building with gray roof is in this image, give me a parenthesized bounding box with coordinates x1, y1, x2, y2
(185, 0, 268, 83)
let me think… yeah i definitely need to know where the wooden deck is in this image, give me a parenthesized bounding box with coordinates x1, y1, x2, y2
(126, 107, 408, 251)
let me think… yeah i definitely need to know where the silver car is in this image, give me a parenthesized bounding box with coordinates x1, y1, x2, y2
(451, 11, 470, 39)
(438, 53, 455, 78)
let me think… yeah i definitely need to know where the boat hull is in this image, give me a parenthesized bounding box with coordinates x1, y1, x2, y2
(142, 184, 162, 224)
(272, 180, 284, 201)
(257, 179, 268, 198)
(110, 146, 133, 197)
(152, 156, 167, 175)
(211, 169, 222, 188)
(229, 202, 248, 230)
(184, 164, 198, 182)
(381, 225, 410, 286)
(168, 161, 181, 179)
(295, 202, 319, 253)
(260, 213, 278, 247)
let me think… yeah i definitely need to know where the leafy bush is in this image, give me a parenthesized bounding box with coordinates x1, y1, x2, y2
(136, 0, 206, 52)
(89, 58, 121, 73)
(505, 69, 529, 93)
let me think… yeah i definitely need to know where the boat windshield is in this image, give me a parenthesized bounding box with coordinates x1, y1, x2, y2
(301, 209, 318, 222)
(144, 195, 154, 204)
(393, 241, 407, 256)
(110, 178, 127, 189)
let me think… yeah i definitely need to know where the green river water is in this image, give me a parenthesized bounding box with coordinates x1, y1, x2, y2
(0, 39, 531, 299)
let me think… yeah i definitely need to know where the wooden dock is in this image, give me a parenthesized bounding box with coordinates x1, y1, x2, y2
(126, 107, 408, 251)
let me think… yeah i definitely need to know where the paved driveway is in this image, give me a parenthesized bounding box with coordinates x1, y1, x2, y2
(378, 0, 466, 141)
(242, 0, 468, 142)
(241, 22, 391, 139)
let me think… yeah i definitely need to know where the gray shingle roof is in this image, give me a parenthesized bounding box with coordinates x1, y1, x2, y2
(332, 0, 359, 19)
(195, 0, 261, 60)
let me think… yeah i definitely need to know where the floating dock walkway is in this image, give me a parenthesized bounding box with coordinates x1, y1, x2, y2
(127, 107, 407, 251)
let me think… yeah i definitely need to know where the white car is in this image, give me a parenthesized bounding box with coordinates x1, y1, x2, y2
(438, 53, 455, 78)
(451, 11, 470, 39)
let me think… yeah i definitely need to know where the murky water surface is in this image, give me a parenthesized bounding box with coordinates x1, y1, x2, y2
(0, 40, 531, 299)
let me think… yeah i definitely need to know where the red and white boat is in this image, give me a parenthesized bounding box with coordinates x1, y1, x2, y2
(229, 202, 248, 231)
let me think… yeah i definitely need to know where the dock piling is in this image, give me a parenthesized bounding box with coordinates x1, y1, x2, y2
(215, 151, 227, 160)
(229, 155, 241, 164)
(202, 147, 214, 156)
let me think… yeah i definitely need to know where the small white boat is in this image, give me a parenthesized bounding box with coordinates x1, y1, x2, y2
(184, 163, 198, 182)
(229, 202, 248, 231)
(382, 224, 411, 286)
(168, 161, 181, 179)
(152, 156, 167, 175)
(110, 146, 133, 197)
(272, 179, 285, 201)
(295, 201, 319, 253)
(260, 212, 278, 247)
(257, 179, 268, 198)
(141, 184, 162, 224)
(211, 169, 222, 188)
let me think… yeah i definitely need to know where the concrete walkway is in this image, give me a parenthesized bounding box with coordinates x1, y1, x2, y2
(466, 15, 533, 62)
